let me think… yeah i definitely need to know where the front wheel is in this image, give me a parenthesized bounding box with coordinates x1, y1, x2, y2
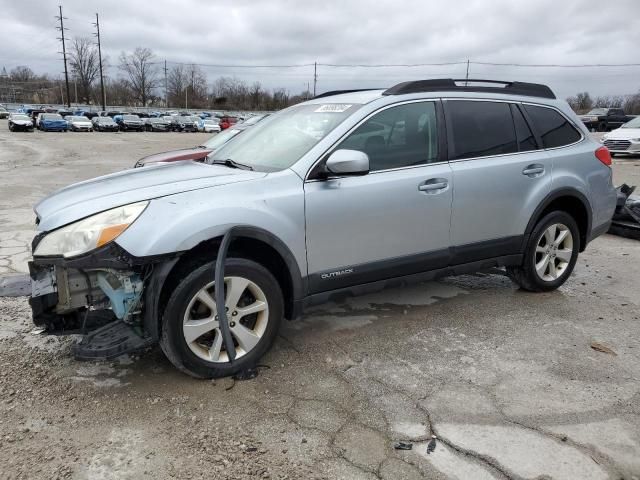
(507, 211, 580, 292)
(160, 258, 283, 378)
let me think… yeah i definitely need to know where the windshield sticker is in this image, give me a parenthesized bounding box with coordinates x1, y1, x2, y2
(315, 104, 352, 113)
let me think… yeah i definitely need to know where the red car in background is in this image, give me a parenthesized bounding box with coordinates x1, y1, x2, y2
(218, 115, 238, 130)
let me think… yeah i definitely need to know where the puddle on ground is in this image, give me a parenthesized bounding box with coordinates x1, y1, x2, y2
(345, 281, 467, 309)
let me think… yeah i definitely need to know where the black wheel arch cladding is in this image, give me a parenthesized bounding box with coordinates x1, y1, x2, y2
(524, 188, 592, 252)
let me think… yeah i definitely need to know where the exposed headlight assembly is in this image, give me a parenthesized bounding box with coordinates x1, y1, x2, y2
(34, 201, 148, 258)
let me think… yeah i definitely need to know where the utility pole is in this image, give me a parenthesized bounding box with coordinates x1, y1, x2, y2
(93, 13, 106, 111)
(56, 5, 71, 108)
(74, 79, 78, 104)
(163, 60, 168, 108)
(465, 59, 470, 85)
(191, 67, 195, 110)
(313, 62, 317, 97)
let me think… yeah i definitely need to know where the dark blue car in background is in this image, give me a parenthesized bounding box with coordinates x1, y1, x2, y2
(38, 113, 68, 132)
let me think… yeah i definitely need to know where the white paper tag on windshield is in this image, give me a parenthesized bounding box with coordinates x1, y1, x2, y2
(315, 104, 352, 113)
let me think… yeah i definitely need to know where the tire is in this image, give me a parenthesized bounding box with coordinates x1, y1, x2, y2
(597, 122, 607, 132)
(507, 211, 580, 292)
(160, 258, 284, 379)
(8, 124, 13, 132)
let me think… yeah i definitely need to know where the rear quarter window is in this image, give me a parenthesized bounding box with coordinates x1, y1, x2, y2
(523, 105, 582, 149)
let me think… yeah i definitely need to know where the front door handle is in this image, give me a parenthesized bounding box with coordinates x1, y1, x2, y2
(418, 178, 449, 193)
(522, 164, 545, 177)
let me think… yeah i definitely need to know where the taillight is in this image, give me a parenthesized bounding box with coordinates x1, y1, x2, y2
(595, 146, 612, 167)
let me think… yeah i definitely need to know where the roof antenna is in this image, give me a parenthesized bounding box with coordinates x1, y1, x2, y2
(465, 59, 470, 86)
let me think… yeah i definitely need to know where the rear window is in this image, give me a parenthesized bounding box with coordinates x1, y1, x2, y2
(446, 101, 517, 160)
(523, 105, 581, 148)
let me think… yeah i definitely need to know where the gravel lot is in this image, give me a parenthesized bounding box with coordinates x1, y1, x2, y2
(0, 123, 639, 479)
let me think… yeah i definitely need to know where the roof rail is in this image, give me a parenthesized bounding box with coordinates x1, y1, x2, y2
(313, 89, 380, 99)
(382, 79, 556, 99)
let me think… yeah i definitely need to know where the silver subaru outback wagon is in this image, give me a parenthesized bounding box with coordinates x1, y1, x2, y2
(29, 79, 617, 378)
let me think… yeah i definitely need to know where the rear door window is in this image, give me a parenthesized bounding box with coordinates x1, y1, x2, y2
(446, 101, 517, 160)
(523, 105, 582, 149)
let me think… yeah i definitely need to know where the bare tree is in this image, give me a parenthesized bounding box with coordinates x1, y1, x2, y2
(623, 92, 640, 115)
(167, 64, 186, 107)
(119, 47, 158, 106)
(10, 66, 35, 83)
(566, 91, 593, 113)
(250, 82, 263, 109)
(183, 64, 208, 108)
(68, 37, 100, 104)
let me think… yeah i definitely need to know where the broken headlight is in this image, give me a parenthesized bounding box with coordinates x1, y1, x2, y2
(34, 201, 148, 258)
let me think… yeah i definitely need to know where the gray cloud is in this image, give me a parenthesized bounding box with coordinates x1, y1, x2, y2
(1, 0, 639, 99)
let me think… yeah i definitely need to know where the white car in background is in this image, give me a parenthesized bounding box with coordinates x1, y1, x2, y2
(67, 115, 93, 132)
(602, 117, 640, 156)
(198, 118, 221, 133)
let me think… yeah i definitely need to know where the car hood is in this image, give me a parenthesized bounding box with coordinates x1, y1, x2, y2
(72, 121, 92, 126)
(604, 128, 640, 140)
(138, 147, 213, 165)
(35, 161, 266, 231)
(42, 119, 66, 125)
(13, 120, 32, 125)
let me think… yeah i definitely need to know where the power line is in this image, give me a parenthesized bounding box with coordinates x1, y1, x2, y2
(154, 61, 315, 69)
(472, 61, 640, 68)
(318, 61, 468, 68)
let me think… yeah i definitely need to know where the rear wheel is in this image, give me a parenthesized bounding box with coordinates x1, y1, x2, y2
(160, 258, 283, 378)
(507, 211, 580, 292)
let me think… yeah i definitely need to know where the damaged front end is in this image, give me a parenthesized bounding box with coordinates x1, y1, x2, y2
(29, 242, 177, 360)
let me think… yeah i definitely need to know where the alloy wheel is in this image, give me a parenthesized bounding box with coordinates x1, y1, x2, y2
(182, 276, 269, 363)
(534, 223, 574, 282)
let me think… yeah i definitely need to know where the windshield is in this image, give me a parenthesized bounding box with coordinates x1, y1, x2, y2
(98, 117, 114, 123)
(13, 114, 29, 121)
(43, 114, 62, 120)
(586, 108, 608, 115)
(123, 115, 140, 120)
(201, 128, 242, 150)
(208, 103, 361, 171)
(622, 117, 640, 128)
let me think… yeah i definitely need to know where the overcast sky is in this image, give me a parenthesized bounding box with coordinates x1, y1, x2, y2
(2, 0, 639, 99)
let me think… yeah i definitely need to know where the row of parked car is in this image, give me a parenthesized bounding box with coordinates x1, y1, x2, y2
(4, 105, 245, 133)
(7, 112, 234, 133)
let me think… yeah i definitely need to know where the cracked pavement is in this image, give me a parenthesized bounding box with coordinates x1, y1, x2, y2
(1, 126, 640, 479)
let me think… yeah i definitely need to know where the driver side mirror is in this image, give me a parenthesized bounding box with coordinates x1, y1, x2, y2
(325, 149, 369, 176)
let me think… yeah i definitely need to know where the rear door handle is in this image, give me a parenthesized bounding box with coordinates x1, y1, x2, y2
(522, 165, 545, 177)
(418, 178, 449, 193)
